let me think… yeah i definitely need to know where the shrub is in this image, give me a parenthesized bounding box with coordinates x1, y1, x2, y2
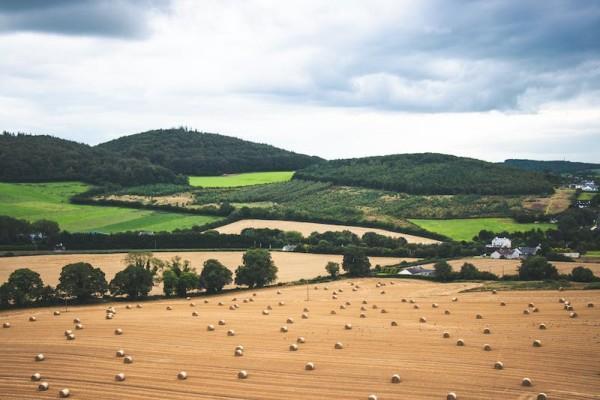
(199, 259, 232, 293)
(234, 249, 278, 288)
(518, 256, 558, 280)
(57, 262, 107, 301)
(325, 262, 340, 279)
(571, 266, 595, 282)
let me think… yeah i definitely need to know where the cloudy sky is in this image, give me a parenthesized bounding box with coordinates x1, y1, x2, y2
(1, 0, 599, 162)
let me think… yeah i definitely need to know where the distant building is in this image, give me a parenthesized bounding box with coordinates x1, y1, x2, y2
(490, 248, 521, 260)
(561, 252, 580, 259)
(487, 237, 512, 249)
(282, 244, 297, 252)
(517, 245, 541, 258)
(398, 266, 435, 277)
(138, 231, 155, 236)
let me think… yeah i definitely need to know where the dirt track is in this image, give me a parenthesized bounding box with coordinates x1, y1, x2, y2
(1, 279, 598, 399)
(214, 219, 440, 244)
(0, 252, 412, 292)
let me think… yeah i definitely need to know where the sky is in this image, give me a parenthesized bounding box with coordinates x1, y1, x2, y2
(0, 0, 599, 162)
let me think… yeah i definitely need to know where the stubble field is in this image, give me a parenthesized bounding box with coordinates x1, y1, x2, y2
(0, 279, 598, 399)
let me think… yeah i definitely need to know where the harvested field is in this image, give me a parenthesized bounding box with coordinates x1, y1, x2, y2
(213, 219, 439, 244)
(1, 279, 598, 399)
(421, 257, 600, 277)
(0, 252, 412, 293)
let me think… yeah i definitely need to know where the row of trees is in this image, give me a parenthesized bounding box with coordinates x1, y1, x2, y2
(0, 250, 278, 309)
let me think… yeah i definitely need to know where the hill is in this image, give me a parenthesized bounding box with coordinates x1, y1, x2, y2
(294, 153, 554, 195)
(97, 128, 322, 176)
(0, 132, 182, 186)
(504, 159, 600, 174)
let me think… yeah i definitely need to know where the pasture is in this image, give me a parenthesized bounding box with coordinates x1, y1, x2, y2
(409, 218, 555, 242)
(577, 192, 597, 201)
(214, 219, 439, 244)
(0, 182, 221, 233)
(189, 171, 294, 187)
(0, 251, 411, 293)
(1, 279, 598, 399)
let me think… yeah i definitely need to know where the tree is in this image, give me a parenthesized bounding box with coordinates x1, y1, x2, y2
(199, 259, 233, 293)
(518, 256, 558, 280)
(3, 268, 44, 306)
(342, 247, 371, 277)
(434, 261, 454, 282)
(160, 256, 198, 297)
(234, 249, 278, 288)
(123, 252, 164, 283)
(571, 266, 595, 282)
(325, 261, 340, 279)
(57, 262, 108, 301)
(109, 265, 154, 299)
(458, 263, 479, 280)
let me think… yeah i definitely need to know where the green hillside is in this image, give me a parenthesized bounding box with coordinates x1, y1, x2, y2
(295, 153, 554, 195)
(98, 128, 322, 176)
(190, 171, 294, 187)
(504, 159, 600, 174)
(0, 182, 220, 233)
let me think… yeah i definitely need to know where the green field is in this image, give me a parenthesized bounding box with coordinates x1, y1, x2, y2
(189, 171, 294, 187)
(409, 218, 555, 241)
(577, 192, 597, 200)
(0, 182, 221, 233)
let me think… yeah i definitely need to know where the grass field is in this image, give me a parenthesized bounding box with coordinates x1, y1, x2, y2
(1, 280, 598, 399)
(189, 171, 294, 187)
(0, 182, 221, 233)
(577, 192, 597, 201)
(409, 218, 555, 241)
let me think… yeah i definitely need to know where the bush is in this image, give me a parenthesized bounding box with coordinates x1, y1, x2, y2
(518, 256, 559, 280)
(325, 262, 340, 278)
(342, 247, 371, 276)
(57, 262, 107, 301)
(234, 249, 278, 288)
(571, 266, 595, 282)
(109, 265, 154, 299)
(199, 259, 233, 293)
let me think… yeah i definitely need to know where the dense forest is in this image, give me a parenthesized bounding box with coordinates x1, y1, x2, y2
(0, 132, 184, 186)
(504, 159, 600, 174)
(294, 153, 555, 195)
(97, 128, 322, 175)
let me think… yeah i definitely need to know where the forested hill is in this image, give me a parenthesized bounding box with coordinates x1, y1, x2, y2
(294, 153, 554, 195)
(503, 159, 600, 174)
(97, 128, 322, 175)
(0, 132, 184, 186)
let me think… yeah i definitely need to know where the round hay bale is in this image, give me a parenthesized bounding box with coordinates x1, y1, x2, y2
(305, 362, 315, 371)
(456, 339, 465, 346)
(267, 305, 272, 310)
(381, 309, 388, 314)
(409, 299, 415, 304)
(537, 393, 548, 400)
(207, 324, 215, 331)
(362, 300, 368, 304)
(115, 328, 123, 335)
(444, 310, 451, 315)
(564, 304, 573, 311)
(301, 313, 309, 319)
(324, 286, 329, 291)
(432, 303, 439, 308)
(29, 316, 37, 322)
(289, 343, 299, 351)
(558, 286, 564, 291)
(570, 311, 578, 318)
(532, 307, 539, 313)
(559, 298, 565, 303)
(53, 311, 61, 316)
(166, 306, 172, 311)
(338, 289, 344, 293)
(587, 302, 594, 308)
(66, 333, 75, 341)
(235, 348, 244, 357)
(380, 290, 386, 295)
(286, 317, 295, 324)
(218, 319, 226, 325)
(368, 395, 378, 400)
(73, 317, 81, 324)
(452, 297, 458, 302)
(334, 342, 344, 349)
(64, 329, 73, 336)
(523, 309, 530, 315)
(186, 296, 191, 300)
(126, 304, 132, 309)
(522, 377, 533, 387)
(500, 302, 506, 306)
(492, 289, 497, 294)
(483, 344, 492, 351)
(279, 301, 285, 306)
(277, 290, 282, 295)
(345, 301, 351, 306)
(235, 345, 244, 351)
(391, 374, 401, 383)
(372, 304, 378, 309)
(124, 356, 133, 364)
(106, 313, 114, 320)
(253, 292, 257, 297)
(340, 305, 346, 310)
(59, 388, 71, 398)
(476, 314, 483, 319)
(75, 323, 83, 330)
(218, 302, 224, 306)
(483, 327, 491, 334)
(242, 298, 248, 303)
(443, 332, 450, 338)
(35, 353, 45, 362)
(192, 311, 199, 317)
(360, 313, 366, 318)
(533, 339, 542, 347)
(332, 295, 338, 300)
(177, 371, 188, 380)
(229, 305, 236, 310)
(413, 304, 420, 309)
(38, 382, 49, 391)
(232, 297, 237, 301)
(136, 304, 142, 308)
(31, 372, 41, 381)
(352, 287, 357, 292)
(262, 310, 270, 315)
(391, 321, 398, 326)
(345, 323, 352, 330)
(238, 370, 248, 379)
(494, 361, 504, 370)
(330, 310, 337, 315)
(419, 316, 427, 323)
(401, 298, 407, 303)
(528, 302, 535, 308)
(115, 373, 126, 382)
(204, 299, 209, 304)
(297, 336, 306, 344)
(361, 306, 367, 311)
(190, 302, 196, 307)
(539, 323, 546, 330)
(249, 298, 254, 302)
(227, 329, 236, 336)
(280, 325, 288, 333)
(447, 392, 457, 400)
(116, 349, 125, 357)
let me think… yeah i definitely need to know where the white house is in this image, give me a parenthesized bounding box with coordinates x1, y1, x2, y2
(490, 248, 521, 260)
(398, 266, 435, 277)
(490, 237, 512, 248)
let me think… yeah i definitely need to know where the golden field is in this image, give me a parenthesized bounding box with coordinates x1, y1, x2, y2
(1, 279, 598, 399)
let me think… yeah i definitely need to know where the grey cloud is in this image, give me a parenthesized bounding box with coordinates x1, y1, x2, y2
(0, 0, 171, 38)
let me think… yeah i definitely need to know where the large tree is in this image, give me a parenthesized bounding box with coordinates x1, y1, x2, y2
(518, 256, 558, 280)
(434, 261, 454, 282)
(109, 265, 154, 299)
(571, 266, 595, 282)
(161, 256, 198, 297)
(199, 259, 233, 293)
(57, 262, 107, 301)
(234, 249, 278, 288)
(342, 247, 371, 277)
(325, 261, 340, 279)
(123, 252, 164, 283)
(2, 268, 44, 306)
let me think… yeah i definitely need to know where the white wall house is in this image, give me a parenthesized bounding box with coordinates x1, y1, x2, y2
(490, 248, 521, 260)
(491, 237, 512, 248)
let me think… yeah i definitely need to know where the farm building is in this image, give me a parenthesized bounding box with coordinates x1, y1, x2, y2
(487, 237, 512, 249)
(398, 266, 435, 277)
(516, 245, 541, 257)
(490, 248, 521, 260)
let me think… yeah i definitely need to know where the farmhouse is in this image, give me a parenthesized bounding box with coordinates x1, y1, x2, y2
(487, 237, 512, 249)
(490, 248, 521, 260)
(398, 266, 435, 277)
(516, 245, 541, 258)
